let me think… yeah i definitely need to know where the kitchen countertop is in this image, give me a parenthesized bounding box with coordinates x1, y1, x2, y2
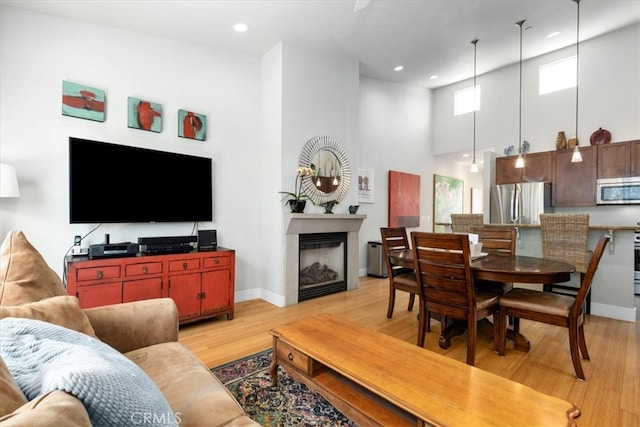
(436, 223, 638, 231)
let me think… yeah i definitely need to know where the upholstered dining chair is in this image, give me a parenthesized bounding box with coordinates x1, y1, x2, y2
(495, 234, 610, 380)
(380, 227, 419, 318)
(411, 232, 499, 366)
(450, 214, 484, 234)
(471, 226, 517, 295)
(539, 213, 592, 313)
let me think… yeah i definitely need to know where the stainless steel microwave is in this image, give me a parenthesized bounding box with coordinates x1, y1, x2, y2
(596, 176, 640, 204)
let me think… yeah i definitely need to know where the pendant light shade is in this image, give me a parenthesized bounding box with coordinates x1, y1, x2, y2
(571, 0, 583, 163)
(470, 39, 479, 173)
(515, 20, 526, 169)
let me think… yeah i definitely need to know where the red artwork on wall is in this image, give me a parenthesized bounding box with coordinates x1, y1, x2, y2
(388, 170, 420, 227)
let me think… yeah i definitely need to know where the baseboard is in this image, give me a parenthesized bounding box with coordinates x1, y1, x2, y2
(590, 302, 636, 322)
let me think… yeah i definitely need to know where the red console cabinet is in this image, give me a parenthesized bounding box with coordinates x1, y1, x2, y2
(66, 248, 235, 324)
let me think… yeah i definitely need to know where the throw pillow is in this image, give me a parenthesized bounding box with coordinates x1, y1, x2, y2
(0, 230, 67, 306)
(0, 356, 27, 417)
(1, 317, 177, 427)
(0, 295, 97, 337)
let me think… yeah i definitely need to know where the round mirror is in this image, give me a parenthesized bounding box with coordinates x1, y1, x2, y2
(299, 135, 351, 205)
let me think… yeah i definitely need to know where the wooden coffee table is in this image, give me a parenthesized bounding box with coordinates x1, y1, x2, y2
(269, 313, 580, 427)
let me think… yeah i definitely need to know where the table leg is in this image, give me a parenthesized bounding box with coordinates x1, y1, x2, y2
(269, 337, 279, 386)
(439, 319, 466, 349)
(442, 319, 532, 353)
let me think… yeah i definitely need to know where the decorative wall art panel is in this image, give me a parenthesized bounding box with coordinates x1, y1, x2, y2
(388, 170, 420, 227)
(62, 81, 105, 122)
(128, 97, 162, 132)
(358, 167, 375, 204)
(178, 109, 207, 141)
(433, 174, 464, 233)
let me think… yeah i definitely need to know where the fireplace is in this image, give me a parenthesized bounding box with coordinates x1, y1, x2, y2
(298, 232, 347, 301)
(283, 213, 366, 306)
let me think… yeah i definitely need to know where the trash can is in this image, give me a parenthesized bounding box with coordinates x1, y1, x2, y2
(367, 241, 388, 278)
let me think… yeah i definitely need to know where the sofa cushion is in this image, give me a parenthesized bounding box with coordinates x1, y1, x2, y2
(0, 390, 91, 427)
(0, 295, 96, 337)
(1, 317, 177, 426)
(0, 356, 27, 417)
(126, 342, 256, 427)
(0, 230, 66, 306)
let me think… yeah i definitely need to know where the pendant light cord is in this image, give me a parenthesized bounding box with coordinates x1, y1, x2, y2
(472, 39, 478, 165)
(516, 20, 525, 155)
(574, 0, 580, 142)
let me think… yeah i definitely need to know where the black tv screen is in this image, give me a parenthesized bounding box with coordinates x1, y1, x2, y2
(69, 137, 213, 223)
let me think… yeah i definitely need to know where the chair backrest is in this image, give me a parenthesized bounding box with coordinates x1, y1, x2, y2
(540, 213, 589, 273)
(410, 232, 474, 319)
(471, 226, 516, 256)
(451, 214, 484, 234)
(571, 235, 610, 317)
(380, 227, 412, 276)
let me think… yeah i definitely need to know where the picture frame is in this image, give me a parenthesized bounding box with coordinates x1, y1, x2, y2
(62, 81, 106, 122)
(433, 174, 464, 232)
(128, 96, 162, 133)
(178, 109, 207, 141)
(388, 170, 420, 227)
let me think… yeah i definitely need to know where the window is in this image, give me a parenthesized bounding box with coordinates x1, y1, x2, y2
(539, 56, 576, 95)
(454, 85, 480, 116)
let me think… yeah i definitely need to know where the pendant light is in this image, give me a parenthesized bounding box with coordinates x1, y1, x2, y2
(470, 39, 479, 173)
(571, 0, 583, 163)
(515, 20, 525, 169)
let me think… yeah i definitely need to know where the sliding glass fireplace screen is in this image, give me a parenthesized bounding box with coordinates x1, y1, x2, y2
(298, 232, 347, 301)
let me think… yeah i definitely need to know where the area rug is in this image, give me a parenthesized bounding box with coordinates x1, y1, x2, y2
(211, 349, 357, 426)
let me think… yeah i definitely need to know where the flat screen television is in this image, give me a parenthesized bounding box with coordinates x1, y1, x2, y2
(69, 137, 213, 223)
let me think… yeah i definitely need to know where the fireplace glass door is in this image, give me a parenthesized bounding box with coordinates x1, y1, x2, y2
(298, 232, 347, 301)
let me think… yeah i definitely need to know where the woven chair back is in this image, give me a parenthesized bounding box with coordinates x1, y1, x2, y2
(540, 213, 589, 273)
(451, 214, 484, 234)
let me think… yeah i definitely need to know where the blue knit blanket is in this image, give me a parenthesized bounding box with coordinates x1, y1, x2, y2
(0, 317, 176, 426)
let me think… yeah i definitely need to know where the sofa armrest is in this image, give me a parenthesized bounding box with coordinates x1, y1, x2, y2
(83, 298, 179, 354)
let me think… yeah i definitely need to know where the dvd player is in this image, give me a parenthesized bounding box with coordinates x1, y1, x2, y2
(89, 242, 139, 259)
(138, 235, 197, 255)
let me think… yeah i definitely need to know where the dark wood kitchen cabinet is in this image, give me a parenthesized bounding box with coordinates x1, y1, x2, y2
(552, 146, 597, 206)
(495, 152, 552, 185)
(598, 140, 640, 178)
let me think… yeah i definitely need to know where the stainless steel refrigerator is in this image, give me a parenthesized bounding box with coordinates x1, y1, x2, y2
(490, 182, 553, 225)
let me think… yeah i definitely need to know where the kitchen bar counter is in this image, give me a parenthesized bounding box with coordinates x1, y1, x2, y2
(436, 222, 637, 231)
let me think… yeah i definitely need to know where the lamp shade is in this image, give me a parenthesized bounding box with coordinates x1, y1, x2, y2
(0, 163, 20, 198)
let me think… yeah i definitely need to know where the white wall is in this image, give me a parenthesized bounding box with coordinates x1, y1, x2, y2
(432, 24, 640, 157)
(0, 7, 264, 296)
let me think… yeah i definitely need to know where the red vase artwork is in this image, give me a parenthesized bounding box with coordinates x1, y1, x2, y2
(178, 109, 207, 141)
(128, 97, 162, 132)
(62, 80, 106, 122)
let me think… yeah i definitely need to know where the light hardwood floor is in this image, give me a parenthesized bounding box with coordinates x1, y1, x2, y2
(179, 276, 640, 427)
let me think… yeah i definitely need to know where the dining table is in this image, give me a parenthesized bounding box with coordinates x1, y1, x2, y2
(388, 249, 576, 352)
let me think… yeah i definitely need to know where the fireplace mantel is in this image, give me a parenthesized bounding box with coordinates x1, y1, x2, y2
(283, 213, 366, 305)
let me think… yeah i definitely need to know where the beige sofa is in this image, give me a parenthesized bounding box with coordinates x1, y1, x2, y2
(0, 230, 259, 427)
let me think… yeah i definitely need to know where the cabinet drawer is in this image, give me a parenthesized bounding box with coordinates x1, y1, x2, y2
(75, 265, 121, 282)
(169, 258, 201, 272)
(203, 256, 230, 268)
(125, 262, 163, 277)
(276, 340, 324, 377)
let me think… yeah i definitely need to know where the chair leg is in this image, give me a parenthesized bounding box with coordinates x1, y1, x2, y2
(407, 293, 415, 312)
(578, 323, 590, 361)
(495, 308, 507, 356)
(568, 322, 586, 380)
(466, 317, 476, 366)
(386, 287, 396, 319)
(417, 301, 426, 347)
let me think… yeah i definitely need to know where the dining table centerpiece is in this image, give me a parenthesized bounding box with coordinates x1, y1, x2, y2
(279, 166, 316, 213)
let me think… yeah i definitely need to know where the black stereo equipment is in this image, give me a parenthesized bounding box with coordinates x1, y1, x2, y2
(197, 230, 217, 251)
(138, 235, 197, 255)
(89, 242, 139, 259)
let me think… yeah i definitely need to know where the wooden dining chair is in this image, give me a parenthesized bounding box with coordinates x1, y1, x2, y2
(450, 214, 484, 234)
(495, 235, 610, 380)
(471, 226, 517, 295)
(380, 227, 419, 318)
(411, 232, 499, 366)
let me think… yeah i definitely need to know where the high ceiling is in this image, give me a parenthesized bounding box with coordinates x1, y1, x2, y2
(2, 0, 639, 89)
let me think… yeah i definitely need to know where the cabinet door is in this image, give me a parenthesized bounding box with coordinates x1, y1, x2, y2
(631, 141, 640, 176)
(522, 152, 552, 182)
(201, 270, 231, 316)
(552, 146, 597, 206)
(168, 272, 201, 321)
(123, 278, 163, 303)
(598, 143, 630, 178)
(495, 157, 522, 185)
(76, 282, 122, 309)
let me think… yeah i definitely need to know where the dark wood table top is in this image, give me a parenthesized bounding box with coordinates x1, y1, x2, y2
(389, 250, 576, 284)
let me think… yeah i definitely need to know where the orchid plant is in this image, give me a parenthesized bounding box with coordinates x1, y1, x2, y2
(279, 166, 316, 203)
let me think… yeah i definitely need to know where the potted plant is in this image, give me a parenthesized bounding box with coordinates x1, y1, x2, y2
(279, 166, 315, 213)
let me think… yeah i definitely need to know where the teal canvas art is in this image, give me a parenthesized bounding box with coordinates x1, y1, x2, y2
(62, 81, 106, 122)
(128, 97, 162, 133)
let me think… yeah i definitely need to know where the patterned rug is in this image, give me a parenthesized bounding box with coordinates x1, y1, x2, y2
(211, 349, 357, 426)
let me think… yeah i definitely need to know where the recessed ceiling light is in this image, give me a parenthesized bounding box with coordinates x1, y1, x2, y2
(546, 31, 560, 38)
(394, 65, 404, 71)
(462, 153, 470, 158)
(430, 75, 439, 80)
(233, 22, 249, 33)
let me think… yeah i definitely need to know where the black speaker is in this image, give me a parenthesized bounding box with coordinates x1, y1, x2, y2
(198, 230, 217, 251)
